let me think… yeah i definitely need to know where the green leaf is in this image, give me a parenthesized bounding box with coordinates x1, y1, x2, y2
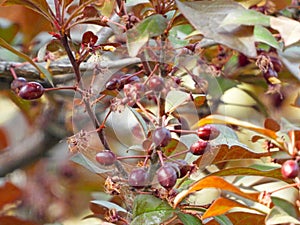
(278, 45, 300, 80)
(127, 14, 168, 56)
(271, 197, 298, 218)
(254, 25, 280, 50)
(214, 214, 234, 225)
(0, 37, 53, 85)
(70, 152, 112, 174)
(132, 195, 175, 225)
(221, 9, 270, 27)
(265, 206, 300, 225)
(0, 19, 19, 43)
(125, 0, 149, 6)
(177, 212, 203, 225)
(175, 0, 257, 57)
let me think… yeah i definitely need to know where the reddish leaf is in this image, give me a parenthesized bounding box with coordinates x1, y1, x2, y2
(202, 197, 251, 219)
(173, 176, 259, 207)
(0, 182, 22, 210)
(82, 31, 98, 46)
(0, 128, 9, 150)
(0, 216, 40, 225)
(264, 118, 280, 132)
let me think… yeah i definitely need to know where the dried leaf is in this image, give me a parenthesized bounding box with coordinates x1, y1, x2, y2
(264, 118, 280, 132)
(202, 197, 250, 219)
(225, 212, 265, 225)
(0, 128, 9, 150)
(173, 176, 258, 207)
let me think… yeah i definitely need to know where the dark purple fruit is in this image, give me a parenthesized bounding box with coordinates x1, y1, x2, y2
(18, 82, 44, 100)
(148, 75, 164, 92)
(128, 168, 148, 188)
(197, 124, 220, 140)
(10, 77, 27, 93)
(263, 68, 278, 84)
(96, 150, 117, 166)
(270, 56, 283, 73)
(157, 165, 177, 189)
(189, 140, 208, 155)
(105, 78, 121, 90)
(281, 160, 299, 179)
(120, 74, 140, 85)
(175, 159, 192, 178)
(152, 127, 172, 147)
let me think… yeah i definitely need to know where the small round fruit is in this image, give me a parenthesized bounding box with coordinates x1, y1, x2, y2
(175, 159, 192, 178)
(197, 124, 220, 140)
(157, 165, 177, 189)
(281, 160, 299, 179)
(120, 74, 140, 85)
(152, 127, 172, 147)
(190, 140, 208, 155)
(128, 168, 148, 188)
(10, 77, 27, 93)
(96, 150, 117, 166)
(148, 75, 164, 92)
(105, 78, 121, 90)
(18, 82, 44, 100)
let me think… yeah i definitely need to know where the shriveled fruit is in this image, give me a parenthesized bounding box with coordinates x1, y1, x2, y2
(190, 140, 208, 155)
(197, 124, 220, 140)
(148, 75, 164, 92)
(281, 160, 299, 179)
(18, 82, 45, 100)
(152, 127, 172, 147)
(11, 77, 27, 93)
(128, 168, 148, 188)
(96, 150, 117, 166)
(157, 165, 177, 189)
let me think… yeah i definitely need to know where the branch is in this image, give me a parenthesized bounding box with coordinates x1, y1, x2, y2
(0, 57, 141, 84)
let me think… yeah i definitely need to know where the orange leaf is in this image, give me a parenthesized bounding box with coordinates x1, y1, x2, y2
(173, 176, 258, 208)
(0, 215, 40, 225)
(0, 182, 22, 210)
(194, 115, 278, 140)
(0, 128, 9, 151)
(205, 212, 265, 225)
(202, 197, 250, 219)
(264, 118, 280, 132)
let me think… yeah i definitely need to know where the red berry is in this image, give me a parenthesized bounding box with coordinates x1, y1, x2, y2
(18, 82, 44, 100)
(197, 125, 220, 140)
(11, 77, 27, 93)
(281, 160, 299, 179)
(96, 150, 116, 166)
(128, 168, 148, 188)
(148, 76, 164, 92)
(152, 127, 172, 147)
(190, 140, 208, 155)
(157, 165, 177, 189)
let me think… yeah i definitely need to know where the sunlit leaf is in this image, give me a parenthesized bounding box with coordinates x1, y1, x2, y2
(271, 197, 299, 218)
(173, 176, 259, 207)
(0, 37, 53, 85)
(254, 25, 280, 50)
(132, 195, 175, 225)
(0, 19, 19, 43)
(266, 206, 300, 225)
(225, 212, 265, 225)
(270, 16, 300, 47)
(234, 0, 263, 8)
(127, 14, 168, 56)
(202, 197, 251, 219)
(176, 0, 257, 57)
(194, 115, 278, 140)
(210, 167, 287, 182)
(220, 9, 270, 27)
(0, 182, 22, 209)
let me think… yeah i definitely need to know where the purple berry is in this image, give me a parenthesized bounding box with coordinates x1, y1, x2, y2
(18, 82, 44, 100)
(96, 150, 117, 166)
